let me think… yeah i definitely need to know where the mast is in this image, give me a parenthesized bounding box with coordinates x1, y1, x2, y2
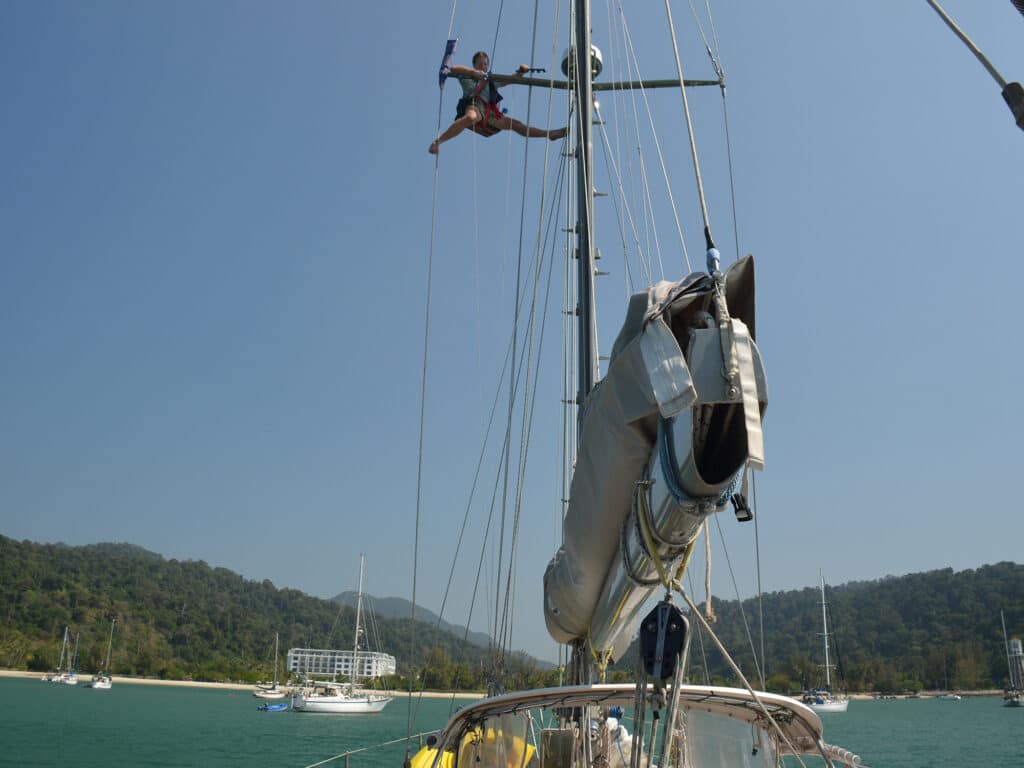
(103, 619, 116, 674)
(273, 632, 279, 688)
(574, 0, 597, 405)
(820, 572, 831, 689)
(57, 626, 68, 673)
(353, 554, 365, 689)
(1002, 611, 1015, 689)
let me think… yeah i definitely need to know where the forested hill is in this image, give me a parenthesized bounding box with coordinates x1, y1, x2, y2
(614, 562, 1024, 693)
(0, 536, 517, 685)
(2, 535, 1021, 692)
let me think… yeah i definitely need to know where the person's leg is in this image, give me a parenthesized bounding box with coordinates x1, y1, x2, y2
(429, 108, 482, 154)
(500, 118, 566, 141)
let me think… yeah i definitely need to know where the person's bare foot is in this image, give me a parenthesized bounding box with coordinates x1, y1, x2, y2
(428, 141, 439, 155)
(548, 128, 567, 141)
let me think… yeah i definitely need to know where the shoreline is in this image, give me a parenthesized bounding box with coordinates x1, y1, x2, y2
(0, 669, 483, 698)
(2, 671, 1002, 700)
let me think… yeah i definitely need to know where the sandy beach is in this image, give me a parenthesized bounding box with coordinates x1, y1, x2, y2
(0, 669, 484, 698)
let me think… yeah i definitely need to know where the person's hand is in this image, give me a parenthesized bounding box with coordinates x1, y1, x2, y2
(516, 64, 530, 76)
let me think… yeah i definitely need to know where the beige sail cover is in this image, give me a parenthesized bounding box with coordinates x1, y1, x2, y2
(543, 256, 758, 645)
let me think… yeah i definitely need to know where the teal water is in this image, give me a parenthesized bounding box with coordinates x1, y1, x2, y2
(793, 697, 1023, 767)
(6, 679, 1023, 767)
(4, 678, 458, 767)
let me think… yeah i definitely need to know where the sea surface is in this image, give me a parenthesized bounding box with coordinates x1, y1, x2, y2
(5, 678, 1023, 767)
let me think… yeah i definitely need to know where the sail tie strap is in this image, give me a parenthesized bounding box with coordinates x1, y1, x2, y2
(639, 316, 697, 418)
(731, 319, 765, 469)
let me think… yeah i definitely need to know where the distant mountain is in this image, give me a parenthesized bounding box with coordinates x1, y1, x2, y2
(332, 591, 495, 651)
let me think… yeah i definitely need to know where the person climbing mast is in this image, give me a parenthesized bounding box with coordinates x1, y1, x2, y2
(428, 51, 567, 154)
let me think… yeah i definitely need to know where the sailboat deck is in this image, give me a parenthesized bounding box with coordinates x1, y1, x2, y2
(432, 683, 830, 759)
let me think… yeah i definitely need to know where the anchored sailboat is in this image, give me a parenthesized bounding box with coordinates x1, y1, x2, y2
(86, 619, 116, 690)
(1001, 610, 1023, 707)
(802, 574, 849, 713)
(253, 632, 286, 700)
(292, 555, 393, 714)
(41, 626, 77, 684)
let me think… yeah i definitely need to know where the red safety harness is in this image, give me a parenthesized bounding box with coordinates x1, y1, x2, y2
(466, 77, 504, 138)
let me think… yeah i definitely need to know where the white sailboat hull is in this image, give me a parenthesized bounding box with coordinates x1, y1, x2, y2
(86, 676, 112, 689)
(42, 672, 77, 684)
(291, 693, 391, 714)
(808, 698, 849, 713)
(253, 687, 286, 700)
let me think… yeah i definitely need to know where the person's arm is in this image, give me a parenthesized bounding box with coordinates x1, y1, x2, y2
(449, 64, 487, 80)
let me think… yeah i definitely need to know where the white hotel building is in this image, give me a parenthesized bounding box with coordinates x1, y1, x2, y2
(286, 648, 397, 680)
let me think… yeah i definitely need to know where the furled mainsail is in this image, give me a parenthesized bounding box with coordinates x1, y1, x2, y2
(543, 256, 767, 661)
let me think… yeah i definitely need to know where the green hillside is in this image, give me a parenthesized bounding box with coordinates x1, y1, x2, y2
(0, 536, 518, 688)
(2, 535, 1021, 694)
(612, 562, 1024, 693)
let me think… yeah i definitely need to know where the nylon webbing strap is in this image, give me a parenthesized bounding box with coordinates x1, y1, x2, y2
(731, 319, 764, 470)
(640, 316, 697, 418)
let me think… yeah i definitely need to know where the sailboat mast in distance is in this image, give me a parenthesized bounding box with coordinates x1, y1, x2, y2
(353, 553, 365, 688)
(820, 572, 832, 688)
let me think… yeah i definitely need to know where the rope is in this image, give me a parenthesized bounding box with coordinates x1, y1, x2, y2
(925, 0, 1007, 88)
(663, 0, 716, 250)
(634, 485, 672, 588)
(703, 520, 714, 621)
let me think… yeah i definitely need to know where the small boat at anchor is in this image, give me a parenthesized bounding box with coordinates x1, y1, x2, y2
(258, 702, 289, 712)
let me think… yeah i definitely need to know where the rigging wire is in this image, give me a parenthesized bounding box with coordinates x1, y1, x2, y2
(673, 587, 816, 768)
(663, 0, 716, 250)
(408, 313, 518, 725)
(618, 12, 694, 273)
(419, 155, 566, 717)
(752, 472, 767, 689)
(690, 0, 743, 263)
(407, 63, 444, 763)
(711, 511, 765, 690)
(616, 13, 656, 287)
(406, 0, 460, 751)
(493, 40, 534, 680)
(593, 106, 647, 288)
(500, 0, 566, 664)
(685, 568, 712, 684)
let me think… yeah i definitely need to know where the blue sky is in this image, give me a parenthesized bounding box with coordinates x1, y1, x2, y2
(2, 1, 1023, 662)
